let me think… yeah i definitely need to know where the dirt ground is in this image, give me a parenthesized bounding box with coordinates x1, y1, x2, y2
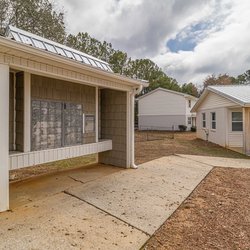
(11, 131, 248, 182)
(142, 167, 250, 250)
(135, 131, 248, 164)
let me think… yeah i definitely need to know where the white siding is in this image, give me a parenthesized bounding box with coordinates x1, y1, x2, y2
(138, 90, 186, 116)
(196, 107, 227, 147)
(228, 133, 243, 147)
(227, 108, 243, 148)
(138, 115, 186, 130)
(199, 92, 236, 110)
(186, 98, 197, 115)
(9, 140, 112, 170)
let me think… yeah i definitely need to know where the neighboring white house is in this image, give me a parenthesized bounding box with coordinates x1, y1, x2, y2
(191, 85, 250, 155)
(138, 88, 198, 131)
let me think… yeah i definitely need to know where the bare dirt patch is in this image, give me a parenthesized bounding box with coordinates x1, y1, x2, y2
(142, 167, 250, 250)
(135, 131, 248, 164)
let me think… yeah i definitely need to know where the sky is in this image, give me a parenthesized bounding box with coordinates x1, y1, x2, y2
(56, 0, 250, 87)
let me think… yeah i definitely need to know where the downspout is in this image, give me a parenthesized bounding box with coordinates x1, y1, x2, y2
(130, 85, 143, 169)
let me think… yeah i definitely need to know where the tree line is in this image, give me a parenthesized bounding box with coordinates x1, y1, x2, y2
(1, 0, 250, 98)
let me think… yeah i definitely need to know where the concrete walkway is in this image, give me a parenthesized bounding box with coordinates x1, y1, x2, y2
(0, 155, 229, 250)
(177, 154, 250, 168)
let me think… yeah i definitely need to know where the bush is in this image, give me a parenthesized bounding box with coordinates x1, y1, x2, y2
(191, 126, 197, 132)
(178, 125, 187, 131)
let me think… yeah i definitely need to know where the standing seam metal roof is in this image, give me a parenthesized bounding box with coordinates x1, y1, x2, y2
(5, 25, 113, 73)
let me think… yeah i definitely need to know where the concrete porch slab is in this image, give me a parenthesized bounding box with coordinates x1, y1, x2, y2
(10, 164, 121, 209)
(0, 193, 148, 250)
(1, 156, 214, 249)
(177, 154, 250, 168)
(67, 156, 212, 235)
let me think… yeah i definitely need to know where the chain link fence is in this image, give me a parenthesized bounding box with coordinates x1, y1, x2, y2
(135, 126, 175, 142)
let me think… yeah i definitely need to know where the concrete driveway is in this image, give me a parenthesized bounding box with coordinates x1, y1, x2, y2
(0, 155, 227, 250)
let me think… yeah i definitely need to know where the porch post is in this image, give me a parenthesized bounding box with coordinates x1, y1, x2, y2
(126, 91, 132, 168)
(243, 107, 250, 155)
(95, 86, 99, 143)
(23, 72, 31, 152)
(0, 64, 9, 212)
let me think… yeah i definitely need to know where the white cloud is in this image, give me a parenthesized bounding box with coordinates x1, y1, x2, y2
(56, 0, 250, 86)
(153, 0, 250, 86)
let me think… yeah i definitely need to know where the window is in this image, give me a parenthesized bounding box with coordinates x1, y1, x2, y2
(202, 113, 206, 128)
(188, 100, 191, 108)
(211, 112, 216, 130)
(188, 117, 192, 125)
(232, 112, 243, 131)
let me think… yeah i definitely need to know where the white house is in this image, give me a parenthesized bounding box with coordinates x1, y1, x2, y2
(0, 26, 147, 212)
(191, 85, 250, 155)
(138, 88, 198, 131)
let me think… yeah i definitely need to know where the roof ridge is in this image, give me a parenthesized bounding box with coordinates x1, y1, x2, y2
(209, 84, 250, 88)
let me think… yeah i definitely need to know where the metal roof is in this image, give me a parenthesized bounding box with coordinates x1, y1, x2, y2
(5, 25, 113, 72)
(208, 85, 250, 105)
(191, 84, 250, 112)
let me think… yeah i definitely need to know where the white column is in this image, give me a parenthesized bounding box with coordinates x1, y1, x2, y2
(0, 64, 9, 212)
(130, 93, 136, 167)
(126, 91, 132, 168)
(95, 86, 99, 143)
(243, 107, 250, 155)
(23, 72, 31, 152)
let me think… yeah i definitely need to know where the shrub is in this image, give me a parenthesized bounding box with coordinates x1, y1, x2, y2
(178, 125, 187, 131)
(191, 126, 197, 132)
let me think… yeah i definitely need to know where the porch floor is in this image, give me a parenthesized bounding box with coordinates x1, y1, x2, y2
(1, 156, 212, 249)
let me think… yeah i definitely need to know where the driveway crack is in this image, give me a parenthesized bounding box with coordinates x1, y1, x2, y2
(68, 176, 85, 184)
(63, 190, 150, 237)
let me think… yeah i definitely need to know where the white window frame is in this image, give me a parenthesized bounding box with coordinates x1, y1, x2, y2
(188, 100, 191, 108)
(202, 113, 206, 128)
(231, 111, 243, 132)
(188, 117, 192, 125)
(211, 112, 216, 130)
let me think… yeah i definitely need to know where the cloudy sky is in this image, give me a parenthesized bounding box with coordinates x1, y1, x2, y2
(56, 0, 250, 87)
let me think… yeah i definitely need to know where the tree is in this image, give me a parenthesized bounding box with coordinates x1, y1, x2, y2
(0, 0, 8, 34)
(203, 74, 235, 89)
(0, 0, 66, 43)
(109, 51, 128, 74)
(235, 69, 250, 84)
(181, 83, 199, 97)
